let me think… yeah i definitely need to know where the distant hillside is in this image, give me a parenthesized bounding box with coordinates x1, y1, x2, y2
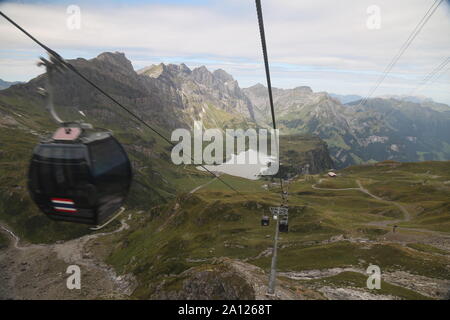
(244, 84, 450, 168)
(329, 93, 362, 104)
(0, 79, 21, 90)
(379, 95, 450, 113)
(106, 160, 450, 300)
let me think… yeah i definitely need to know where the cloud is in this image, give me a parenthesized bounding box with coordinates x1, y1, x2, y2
(0, 0, 449, 103)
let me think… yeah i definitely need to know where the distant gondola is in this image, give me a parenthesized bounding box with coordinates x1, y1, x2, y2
(279, 218, 288, 232)
(261, 215, 270, 226)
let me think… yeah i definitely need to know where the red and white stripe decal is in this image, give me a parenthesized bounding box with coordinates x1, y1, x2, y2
(51, 198, 74, 205)
(51, 197, 77, 213)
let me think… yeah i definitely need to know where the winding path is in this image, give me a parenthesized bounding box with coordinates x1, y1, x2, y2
(355, 180, 411, 225)
(0, 224, 22, 249)
(0, 214, 135, 299)
(189, 176, 219, 194)
(313, 178, 410, 224)
(312, 178, 450, 238)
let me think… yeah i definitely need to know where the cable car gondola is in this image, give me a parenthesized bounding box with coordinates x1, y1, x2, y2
(261, 215, 270, 226)
(28, 56, 132, 226)
(279, 218, 288, 233)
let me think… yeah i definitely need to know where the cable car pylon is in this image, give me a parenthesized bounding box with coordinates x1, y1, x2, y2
(254, 0, 290, 297)
(267, 202, 289, 295)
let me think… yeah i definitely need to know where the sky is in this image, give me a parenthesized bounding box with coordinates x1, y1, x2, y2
(0, 0, 449, 104)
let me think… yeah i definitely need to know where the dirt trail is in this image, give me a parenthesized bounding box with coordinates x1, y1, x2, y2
(189, 176, 218, 194)
(157, 175, 220, 233)
(0, 217, 136, 300)
(312, 178, 409, 227)
(312, 177, 450, 249)
(355, 180, 411, 224)
(0, 225, 22, 249)
(312, 179, 360, 191)
(312, 179, 450, 238)
(355, 180, 450, 241)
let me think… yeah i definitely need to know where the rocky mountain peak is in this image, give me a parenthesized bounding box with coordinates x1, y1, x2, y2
(192, 65, 211, 76)
(95, 51, 134, 72)
(293, 86, 313, 94)
(164, 63, 191, 76)
(179, 63, 192, 74)
(137, 63, 165, 78)
(213, 69, 234, 83)
(244, 83, 267, 95)
(192, 66, 215, 86)
(138, 62, 192, 79)
(251, 83, 266, 89)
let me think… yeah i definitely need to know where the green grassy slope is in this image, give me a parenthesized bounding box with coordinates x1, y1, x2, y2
(340, 161, 450, 232)
(0, 93, 216, 243)
(103, 160, 450, 299)
(0, 89, 333, 243)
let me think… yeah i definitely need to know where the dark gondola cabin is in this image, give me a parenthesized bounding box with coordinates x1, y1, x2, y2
(261, 215, 270, 226)
(28, 127, 132, 225)
(279, 219, 288, 232)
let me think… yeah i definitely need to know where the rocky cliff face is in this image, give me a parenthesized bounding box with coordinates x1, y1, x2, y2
(278, 134, 334, 178)
(3, 52, 255, 133)
(149, 261, 255, 300)
(139, 62, 256, 127)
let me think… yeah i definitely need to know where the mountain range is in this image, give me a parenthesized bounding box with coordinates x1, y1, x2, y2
(1, 51, 450, 171)
(244, 84, 450, 168)
(1, 52, 450, 300)
(0, 52, 332, 241)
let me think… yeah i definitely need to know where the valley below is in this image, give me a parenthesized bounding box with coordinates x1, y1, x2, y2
(1, 160, 449, 300)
